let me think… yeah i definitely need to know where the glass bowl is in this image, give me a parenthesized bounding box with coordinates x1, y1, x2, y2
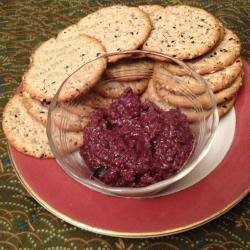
(46, 50, 219, 198)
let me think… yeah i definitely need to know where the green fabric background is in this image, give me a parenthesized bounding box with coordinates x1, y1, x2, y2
(0, 0, 249, 249)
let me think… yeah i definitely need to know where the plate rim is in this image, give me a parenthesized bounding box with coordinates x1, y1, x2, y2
(8, 145, 249, 238)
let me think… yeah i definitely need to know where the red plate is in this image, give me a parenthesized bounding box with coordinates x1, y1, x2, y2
(8, 63, 250, 238)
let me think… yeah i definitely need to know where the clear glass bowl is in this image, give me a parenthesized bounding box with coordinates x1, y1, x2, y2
(47, 50, 219, 198)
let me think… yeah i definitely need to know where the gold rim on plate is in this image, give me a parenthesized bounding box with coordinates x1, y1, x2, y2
(8, 145, 249, 238)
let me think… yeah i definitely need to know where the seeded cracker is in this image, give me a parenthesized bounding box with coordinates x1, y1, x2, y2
(141, 79, 212, 122)
(215, 73, 243, 104)
(105, 59, 154, 81)
(139, 5, 164, 16)
(23, 35, 107, 102)
(52, 107, 89, 132)
(3, 94, 53, 158)
(154, 57, 243, 95)
(205, 57, 243, 92)
(165, 29, 241, 75)
(77, 5, 152, 62)
(23, 93, 90, 132)
(52, 129, 83, 155)
(23, 92, 48, 126)
(218, 97, 236, 118)
(79, 91, 114, 109)
(57, 24, 79, 42)
(143, 5, 221, 60)
(141, 79, 171, 110)
(62, 102, 95, 117)
(156, 82, 213, 109)
(153, 62, 206, 95)
(95, 79, 149, 98)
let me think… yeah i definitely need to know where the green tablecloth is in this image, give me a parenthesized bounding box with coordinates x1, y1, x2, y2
(0, 1, 249, 249)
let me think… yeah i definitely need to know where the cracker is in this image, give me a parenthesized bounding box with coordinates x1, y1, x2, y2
(57, 24, 79, 42)
(140, 79, 172, 113)
(77, 5, 152, 62)
(141, 79, 171, 110)
(218, 96, 236, 118)
(141, 80, 211, 122)
(181, 108, 211, 123)
(140, 90, 149, 103)
(95, 79, 149, 98)
(52, 107, 89, 132)
(79, 91, 114, 109)
(215, 73, 243, 104)
(154, 57, 242, 95)
(139, 5, 164, 15)
(153, 62, 206, 95)
(164, 29, 241, 75)
(62, 102, 95, 116)
(142, 5, 221, 60)
(23, 93, 90, 131)
(29, 38, 58, 66)
(105, 59, 154, 81)
(2, 94, 53, 158)
(52, 129, 84, 155)
(23, 92, 48, 126)
(205, 57, 243, 92)
(156, 82, 213, 109)
(143, 79, 235, 120)
(23, 34, 107, 102)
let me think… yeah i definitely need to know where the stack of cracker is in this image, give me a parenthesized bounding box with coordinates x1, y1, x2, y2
(2, 4, 243, 158)
(142, 5, 242, 119)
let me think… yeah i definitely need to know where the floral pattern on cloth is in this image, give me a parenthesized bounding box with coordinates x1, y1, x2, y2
(0, 0, 249, 249)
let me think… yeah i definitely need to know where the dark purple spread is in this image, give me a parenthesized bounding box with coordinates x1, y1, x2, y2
(80, 89, 195, 187)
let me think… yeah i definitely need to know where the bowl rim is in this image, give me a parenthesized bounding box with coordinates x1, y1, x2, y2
(46, 50, 219, 196)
